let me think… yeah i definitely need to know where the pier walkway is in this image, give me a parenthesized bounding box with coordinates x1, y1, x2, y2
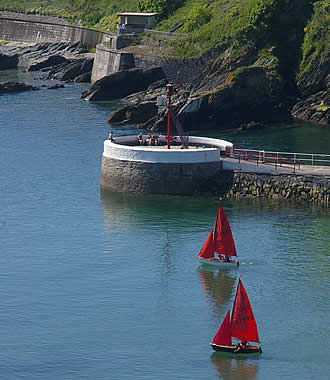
(223, 148, 330, 176)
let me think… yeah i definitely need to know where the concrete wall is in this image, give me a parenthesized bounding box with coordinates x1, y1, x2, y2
(91, 44, 135, 84)
(0, 14, 114, 49)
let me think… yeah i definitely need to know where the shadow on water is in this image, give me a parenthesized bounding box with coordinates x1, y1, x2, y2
(211, 352, 259, 380)
(197, 266, 237, 316)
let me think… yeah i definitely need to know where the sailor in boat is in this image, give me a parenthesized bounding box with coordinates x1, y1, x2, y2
(234, 340, 249, 353)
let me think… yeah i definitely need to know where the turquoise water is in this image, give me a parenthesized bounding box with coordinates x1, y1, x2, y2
(0, 69, 329, 379)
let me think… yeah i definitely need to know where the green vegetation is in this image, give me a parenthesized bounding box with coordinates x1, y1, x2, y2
(0, 0, 328, 67)
(0, 0, 138, 28)
(297, 0, 330, 83)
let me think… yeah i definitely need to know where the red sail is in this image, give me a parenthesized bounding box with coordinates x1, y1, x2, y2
(212, 311, 232, 346)
(214, 204, 237, 256)
(198, 229, 214, 259)
(231, 279, 260, 343)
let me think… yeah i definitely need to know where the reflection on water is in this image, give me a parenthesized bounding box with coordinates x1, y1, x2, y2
(198, 267, 236, 316)
(211, 353, 258, 380)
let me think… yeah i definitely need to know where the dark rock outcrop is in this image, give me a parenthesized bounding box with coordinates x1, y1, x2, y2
(291, 90, 329, 125)
(81, 67, 166, 101)
(28, 55, 67, 71)
(1, 42, 93, 83)
(0, 81, 38, 94)
(107, 101, 158, 126)
(176, 49, 291, 129)
(0, 53, 19, 70)
(43, 57, 94, 82)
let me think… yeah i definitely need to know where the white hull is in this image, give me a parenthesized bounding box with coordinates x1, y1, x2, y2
(197, 257, 239, 267)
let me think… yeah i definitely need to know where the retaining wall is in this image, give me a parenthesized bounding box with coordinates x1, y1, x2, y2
(0, 14, 114, 49)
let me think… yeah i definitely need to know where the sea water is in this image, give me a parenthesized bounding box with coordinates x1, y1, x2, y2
(0, 69, 329, 379)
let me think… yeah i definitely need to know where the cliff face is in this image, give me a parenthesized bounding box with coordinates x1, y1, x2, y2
(175, 0, 329, 128)
(1, 0, 328, 128)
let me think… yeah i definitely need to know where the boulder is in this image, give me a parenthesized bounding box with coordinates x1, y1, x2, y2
(107, 101, 158, 125)
(0, 82, 38, 94)
(28, 55, 67, 71)
(291, 90, 329, 125)
(74, 72, 92, 83)
(42, 57, 94, 82)
(0, 53, 19, 70)
(60, 58, 93, 81)
(81, 67, 167, 101)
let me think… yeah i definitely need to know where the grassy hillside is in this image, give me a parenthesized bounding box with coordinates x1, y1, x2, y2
(0, 0, 328, 91)
(297, 0, 329, 85)
(1, 1, 326, 57)
(0, 0, 139, 29)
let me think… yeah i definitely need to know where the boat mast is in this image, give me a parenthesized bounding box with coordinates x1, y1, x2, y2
(166, 82, 173, 149)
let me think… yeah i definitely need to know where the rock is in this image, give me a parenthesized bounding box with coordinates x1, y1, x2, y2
(28, 55, 67, 71)
(107, 101, 158, 125)
(74, 72, 91, 83)
(296, 41, 329, 98)
(42, 57, 94, 82)
(177, 56, 291, 129)
(239, 121, 265, 130)
(0, 81, 38, 94)
(291, 90, 329, 125)
(47, 84, 65, 89)
(60, 58, 93, 81)
(81, 67, 167, 101)
(0, 53, 19, 70)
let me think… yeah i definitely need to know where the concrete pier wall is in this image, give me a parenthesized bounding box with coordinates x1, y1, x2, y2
(100, 156, 226, 195)
(100, 136, 329, 201)
(91, 44, 135, 84)
(100, 136, 233, 195)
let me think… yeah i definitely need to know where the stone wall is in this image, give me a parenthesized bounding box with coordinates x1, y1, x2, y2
(101, 156, 330, 202)
(100, 156, 230, 195)
(224, 172, 330, 203)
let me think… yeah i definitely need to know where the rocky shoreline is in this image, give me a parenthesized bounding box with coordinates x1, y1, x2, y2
(0, 39, 328, 131)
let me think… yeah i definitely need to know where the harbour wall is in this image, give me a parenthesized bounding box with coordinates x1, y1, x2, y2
(100, 136, 329, 202)
(100, 156, 228, 195)
(224, 172, 330, 203)
(101, 136, 233, 195)
(101, 157, 330, 202)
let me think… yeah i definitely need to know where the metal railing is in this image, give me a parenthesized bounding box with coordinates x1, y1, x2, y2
(231, 148, 330, 171)
(232, 149, 301, 171)
(144, 29, 188, 39)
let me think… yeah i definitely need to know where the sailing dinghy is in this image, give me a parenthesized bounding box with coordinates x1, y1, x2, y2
(197, 204, 239, 267)
(210, 279, 262, 354)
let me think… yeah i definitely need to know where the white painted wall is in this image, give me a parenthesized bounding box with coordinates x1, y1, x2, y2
(103, 135, 233, 164)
